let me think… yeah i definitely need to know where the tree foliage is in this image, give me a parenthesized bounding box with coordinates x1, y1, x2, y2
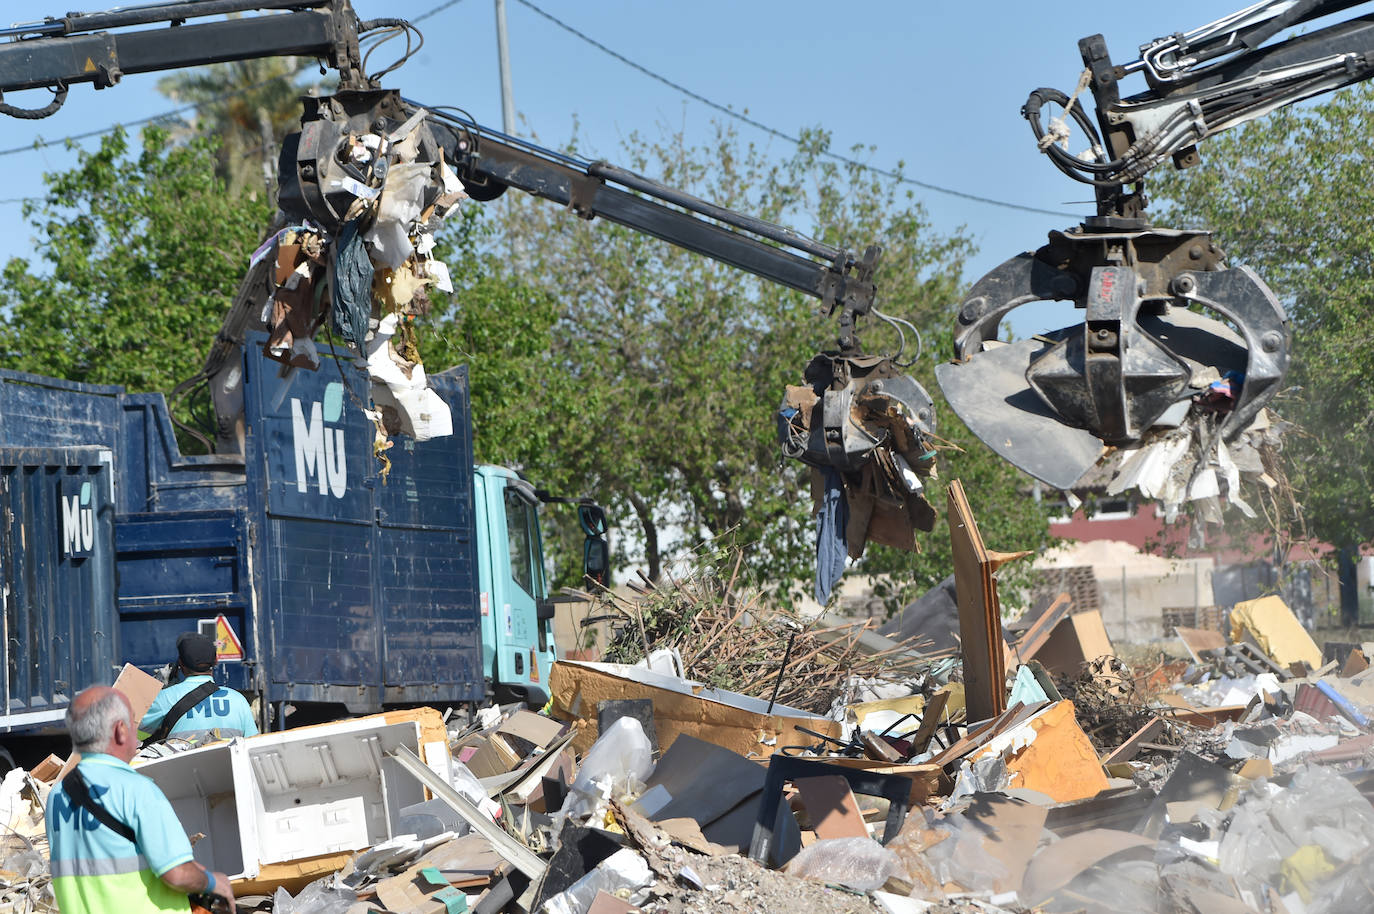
(0, 115, 1054, 609)
(1150, 86, 1374, 551)
(0, 128, 272, 408)
(433, 124, 1053, 606)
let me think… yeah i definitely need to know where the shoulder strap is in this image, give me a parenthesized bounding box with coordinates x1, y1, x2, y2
(62, 769, 136, 843)
(147, 680, 219, 744)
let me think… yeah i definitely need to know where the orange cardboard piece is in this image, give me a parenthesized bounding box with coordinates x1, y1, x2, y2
(549, 661, 841, 758)
(968, 700, 1109, 804)
(792, 776, 869, 841)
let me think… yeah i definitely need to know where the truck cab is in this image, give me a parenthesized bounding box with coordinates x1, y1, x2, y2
(475, 467, 555, 707)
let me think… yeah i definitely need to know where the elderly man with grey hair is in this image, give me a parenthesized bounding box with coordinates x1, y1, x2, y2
(44, 685, 235, 914)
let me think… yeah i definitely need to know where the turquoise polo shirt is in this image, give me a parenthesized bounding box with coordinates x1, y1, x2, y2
(45, 753, 195, 914)
(139, 674, 258, 740)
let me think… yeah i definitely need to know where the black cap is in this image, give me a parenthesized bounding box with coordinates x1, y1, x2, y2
(177, 632, 217, 672)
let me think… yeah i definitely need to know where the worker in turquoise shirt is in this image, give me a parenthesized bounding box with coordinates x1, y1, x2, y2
(46, 685, 235, 913)
(140, 632, 259, 743)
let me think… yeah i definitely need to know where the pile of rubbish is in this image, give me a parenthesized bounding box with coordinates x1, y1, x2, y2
(594, 548, 929, 715)
(3, 492, 1371, 914)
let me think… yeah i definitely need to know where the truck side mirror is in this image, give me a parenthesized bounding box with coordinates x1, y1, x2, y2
(583, 536, 610, 588)
(577, 503, 608, 537)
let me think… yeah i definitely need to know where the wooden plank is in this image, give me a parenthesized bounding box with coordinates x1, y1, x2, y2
(1101, 717, 1165, 766)
(948, 481, 1024, 722)
(1015, 593, 1072, 663)
(1175, 626, 1226, 663)
(906, 689, 950, 755)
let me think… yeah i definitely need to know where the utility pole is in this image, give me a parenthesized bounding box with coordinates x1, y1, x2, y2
(494, 0, 515, 135)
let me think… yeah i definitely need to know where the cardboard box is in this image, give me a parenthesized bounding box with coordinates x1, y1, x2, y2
(549, 661, 842, 758)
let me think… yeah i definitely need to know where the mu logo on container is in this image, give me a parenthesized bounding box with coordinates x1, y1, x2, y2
(291, 381, 347, 498)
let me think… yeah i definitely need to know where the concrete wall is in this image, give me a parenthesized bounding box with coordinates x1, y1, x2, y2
(1035, 540, 1216, 644)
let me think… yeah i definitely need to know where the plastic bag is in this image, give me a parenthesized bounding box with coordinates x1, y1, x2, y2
(923, 814, 1008, 894)
(449, 758, 502, 822)
(558, 717, 653, 825)
(784, 837, 899, 892)
(541, 848, 653, 914)
(275, 875, 358, 914)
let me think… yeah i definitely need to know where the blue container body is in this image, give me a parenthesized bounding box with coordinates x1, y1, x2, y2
(0, 334, 485, 732)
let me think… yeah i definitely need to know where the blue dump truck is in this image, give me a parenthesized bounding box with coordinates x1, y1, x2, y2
(0, 333, 597, 760)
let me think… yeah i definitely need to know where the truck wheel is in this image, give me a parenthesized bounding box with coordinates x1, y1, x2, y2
(0, 747, 16, 775)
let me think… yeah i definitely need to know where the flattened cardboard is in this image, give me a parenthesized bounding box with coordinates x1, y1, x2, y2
(1020, 828, 1156, 905)
(497, 711, 566, 753)
(549, 661, 841, 758)
(642, 734, 766, 828)
(961, 795, 1048, 894)
(376, 858, 458, 913)
(1175, 626, 1227, 663)
(792, 776, 868, 841)
(586, 891, 640, 914)
(114, 663, 164, 727)
(1032, 611, 1115, 678)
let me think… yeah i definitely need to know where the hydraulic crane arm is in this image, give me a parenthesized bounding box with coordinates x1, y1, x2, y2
(0, 1, 369, 116)
(424, 111, 881, 352)
(1029, 0, 1374, 220)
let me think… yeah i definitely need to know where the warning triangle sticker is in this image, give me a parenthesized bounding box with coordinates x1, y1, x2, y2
(213, 614, 245, 662)
(83, 57, 96, 73)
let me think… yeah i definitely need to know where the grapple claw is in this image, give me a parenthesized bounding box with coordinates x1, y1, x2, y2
(937, 225, 1290, 491)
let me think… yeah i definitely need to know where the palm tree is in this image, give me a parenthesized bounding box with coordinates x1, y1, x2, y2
(158, 56, 334, 198)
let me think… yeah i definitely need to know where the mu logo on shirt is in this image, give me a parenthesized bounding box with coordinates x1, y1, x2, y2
(50, 784, 113, 832)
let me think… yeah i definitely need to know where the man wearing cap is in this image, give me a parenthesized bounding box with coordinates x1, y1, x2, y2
(139, 632, 258, 743)
(47, 686, 236, 913)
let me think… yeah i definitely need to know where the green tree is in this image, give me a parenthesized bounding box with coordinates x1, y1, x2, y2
(0, 128, 272, 415)
(446, 122, 1052, 606)
(1150, 86, 1374, 559)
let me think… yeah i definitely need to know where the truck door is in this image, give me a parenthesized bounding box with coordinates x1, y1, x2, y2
(491, 480, 552, 705)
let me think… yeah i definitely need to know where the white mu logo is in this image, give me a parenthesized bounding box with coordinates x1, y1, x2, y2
(291, 396, 346, 498)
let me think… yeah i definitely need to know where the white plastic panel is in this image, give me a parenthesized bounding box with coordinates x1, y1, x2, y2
(139, 717, 424, 878)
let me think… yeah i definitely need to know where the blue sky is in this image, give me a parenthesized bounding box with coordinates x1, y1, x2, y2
(0, 0, 1252, 337)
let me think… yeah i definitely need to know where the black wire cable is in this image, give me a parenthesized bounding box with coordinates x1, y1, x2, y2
(510, 0, 1078, 219)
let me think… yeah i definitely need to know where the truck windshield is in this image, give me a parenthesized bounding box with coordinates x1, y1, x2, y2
(504, 487, 541, 598)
